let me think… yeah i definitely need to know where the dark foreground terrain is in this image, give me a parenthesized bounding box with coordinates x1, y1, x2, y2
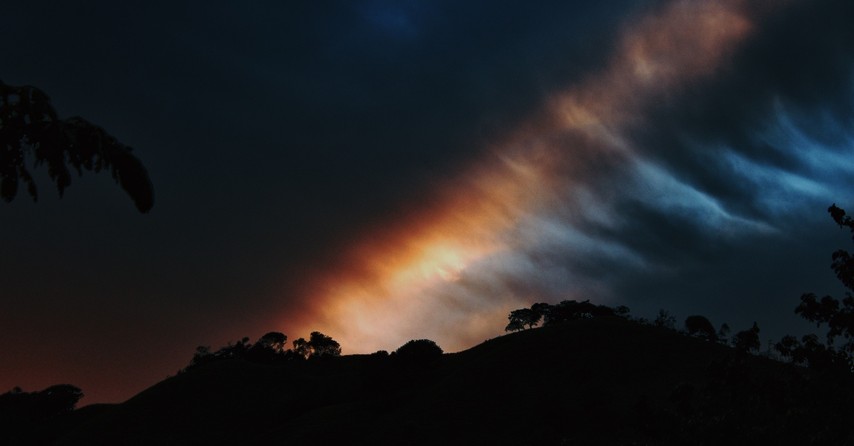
(7, 317, 854, 445)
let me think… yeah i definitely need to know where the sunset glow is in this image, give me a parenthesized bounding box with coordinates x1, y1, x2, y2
(287, 0, 758, 353)
(4, 0, 852, 406)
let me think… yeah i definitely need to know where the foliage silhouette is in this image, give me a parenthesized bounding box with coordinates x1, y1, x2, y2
(684, 315, 717, 341)
(779, 204, 854, 371)
(308, 331, 342, 358)
(0, 80, 153, 212)
(288, 332, 342, 359)
(796, 292, 854, 352)
(57, 314, 854, 445)
(543, 299, 614, 325)
(394, 339, 443, 362)
(505, 308, 540, 332)
(654, 309, 677, 329)
(292, 337, 310, 359)
(774, 334, 847, 370)
(732, 322, 761, 352)
(504, 300, 616, 332)
(256, 331, 287, 353)
(717, 323, 731, 344)
(0, 384, 83, 418)
(185, 333, 297, 370)
(19, 301, 854, 444)
(0, 384, 84, 445)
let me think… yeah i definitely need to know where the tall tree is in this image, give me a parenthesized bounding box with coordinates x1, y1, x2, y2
(0, 80, 153, 212)
(308, 331, 341, 358)
(793, 204, 854, 358)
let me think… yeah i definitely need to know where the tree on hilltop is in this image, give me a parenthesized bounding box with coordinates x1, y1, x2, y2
(309, 331, 342, 357)
(256, 331, 288, 353)
(655, 309, 677, 329)
(732, 322, 760, 353)
(395, 339, 443, 362)
(684, 315, 717, 341)
(293, 332, 342, 359)
(505, 308, 541, 332)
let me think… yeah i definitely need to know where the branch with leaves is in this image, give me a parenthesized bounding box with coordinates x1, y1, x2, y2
(0, 80, 153, 212)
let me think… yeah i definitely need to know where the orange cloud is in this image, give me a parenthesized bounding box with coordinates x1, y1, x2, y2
(282, 0, 757, 354)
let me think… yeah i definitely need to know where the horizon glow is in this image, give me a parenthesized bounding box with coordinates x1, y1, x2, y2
(284, 0, 760, 353)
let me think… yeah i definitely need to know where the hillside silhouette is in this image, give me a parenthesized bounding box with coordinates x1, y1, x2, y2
(7, 203, 854, 444)
(9, 314, 853, 445)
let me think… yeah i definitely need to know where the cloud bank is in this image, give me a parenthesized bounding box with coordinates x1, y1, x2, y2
(287, 0, 854, 353)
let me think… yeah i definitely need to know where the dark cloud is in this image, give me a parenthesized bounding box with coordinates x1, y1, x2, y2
(0, 0, 656, 402)
(629, 0, 854, 216)
(2, 0, 853, 404)
(508, 0, 854, 338)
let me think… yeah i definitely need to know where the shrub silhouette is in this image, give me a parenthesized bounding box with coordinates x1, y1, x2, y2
(0, 384, 84, 445)
(655, 309, 677, 329)
(732, 322, 761, 353)
(717, 323, 731, 344)
(684, 315, 717, 341)
(0, 384, 83, 420)
(395, 339, 443, 363)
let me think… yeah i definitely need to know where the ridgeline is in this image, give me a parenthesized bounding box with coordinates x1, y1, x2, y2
(6, 314, 853, 445)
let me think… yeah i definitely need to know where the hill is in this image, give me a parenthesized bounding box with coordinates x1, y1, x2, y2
(21, 317, 854, 445)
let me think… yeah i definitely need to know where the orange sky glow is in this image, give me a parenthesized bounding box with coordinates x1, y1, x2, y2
(284, 0, 756, 354)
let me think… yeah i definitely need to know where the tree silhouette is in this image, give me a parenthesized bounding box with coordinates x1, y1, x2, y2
(184, 332, 296, 370)
(0, 384, 83, 420)
(542, 300, 614, 325)
(796, 292, 854, 353)
(188, 345, 215, 369)
(292, 337, 310, 359)
(505, 318, 525, 332)
(732, 322, 760, 353)
(717, 323, 731, 343)
(257, 331, 288, 353)
(614, 305, 631, 318)
(292, 332, 342, 359)
(774, 333, 847, 370)
(684, 315, 717, 341)
(308, 331, 341, 358)
(0, 80, 153, 212)
(655, 309, 677, 329)
(800, 207, 854, 347)
(395, 339, 443, 362)
(505, 308, 541, 331)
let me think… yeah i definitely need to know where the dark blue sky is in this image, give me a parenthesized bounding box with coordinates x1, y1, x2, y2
(2, 0, 854, 404)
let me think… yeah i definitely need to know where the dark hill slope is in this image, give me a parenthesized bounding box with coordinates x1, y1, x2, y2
(56, 318, 854, 445)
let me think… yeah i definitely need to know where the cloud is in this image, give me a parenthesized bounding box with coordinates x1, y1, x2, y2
(286, 0, 795, 351)
(3, 0, 853, 403)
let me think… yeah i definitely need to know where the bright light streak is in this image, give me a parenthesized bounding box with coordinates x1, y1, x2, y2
(283, 0, 759, 354)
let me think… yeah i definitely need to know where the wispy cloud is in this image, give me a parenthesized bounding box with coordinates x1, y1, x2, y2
(286, 0, 804, 352)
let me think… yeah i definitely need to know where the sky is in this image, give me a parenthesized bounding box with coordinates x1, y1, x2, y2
(2, 0, 854, 404)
